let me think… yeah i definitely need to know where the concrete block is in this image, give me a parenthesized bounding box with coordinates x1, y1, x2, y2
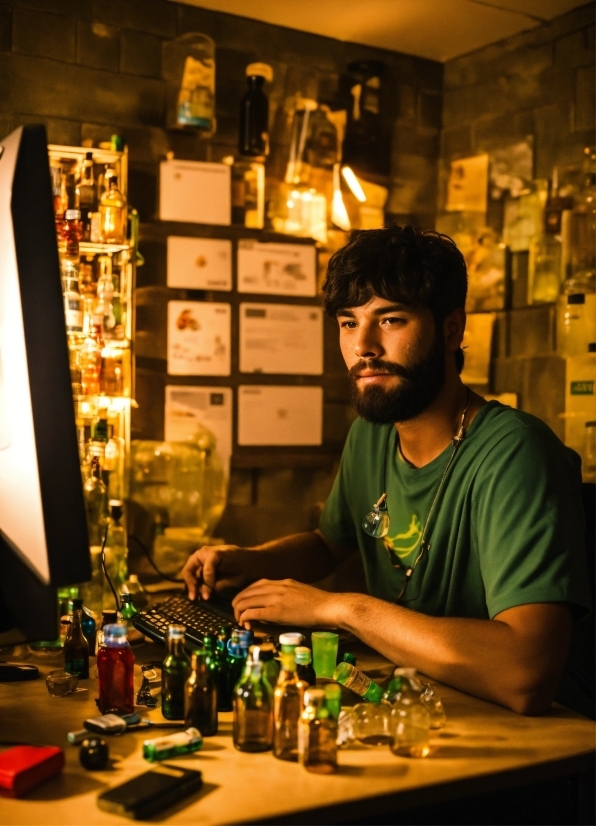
(76, 20, 119, 72)
(575, 65, 595, 132)
(82, 121, 169, 163)
(533, 101, 573, 178)
(9, 0, 92, 17)
(0, 4, 10, 52)
(121, 29, 161, 79)
(392, 123, 439, 159)
(13, 6, 76, 63)
(0, 52, 165, 126)
(441, 124, 473, 160)
(473, 110, 534, 153)
(176, 4, 219, 40)
(131, 369, 165, 441)
(555, 25, 595, 69)
(13, 112, 80, 145)
(508, 305, 556, 358)
(92, 0, 176, 39)
(128, 163, 158, 222)
(418, 90, 441, 129)
(396, 84, 417, 123)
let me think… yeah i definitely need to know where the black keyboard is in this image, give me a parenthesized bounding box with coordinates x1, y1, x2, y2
(133, 595, 237, 648)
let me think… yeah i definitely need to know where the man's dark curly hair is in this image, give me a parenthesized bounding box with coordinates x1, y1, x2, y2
(322, 224, 468, 373)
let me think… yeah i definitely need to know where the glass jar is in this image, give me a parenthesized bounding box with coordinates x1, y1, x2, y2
(352, 702, 392, 746)
(163, 33, 216, 133)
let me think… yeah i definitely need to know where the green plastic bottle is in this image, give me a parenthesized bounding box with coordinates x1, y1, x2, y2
(143, 727, 203, 762)
(333, 661, 384, 703)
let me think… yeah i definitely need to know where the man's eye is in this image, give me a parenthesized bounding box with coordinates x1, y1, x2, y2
(339, 320, 357, 329)
(382, 316, 406, 326)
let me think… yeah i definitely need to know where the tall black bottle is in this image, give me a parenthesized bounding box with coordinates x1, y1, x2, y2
(238, 63, 272, 158)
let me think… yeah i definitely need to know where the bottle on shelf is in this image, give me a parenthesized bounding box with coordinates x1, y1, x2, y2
(162, 625, 191, 720)
(388, 668, 431, 758)
(97, 622, 135, 714)
(568, 147, 596, 279)
(76, 151, 97, 241)
(529, 169, 570, 304)
(556, 272, 596, 357)
(299, 688, 338, 774)
(163, 32, 216, 132)
(79, 317, 104, 397)
(99, 176, 127, 244)
(83, 456, 109, 547)
(333, 661, 384, 703)
(61, 209, 84, 334)
(233, 645, 274, 752)
(565, 342, 596, 470)
(273, 651, 307, 762)
(64, 598, 90, 679)
(295, 646, 316, 686)
(102, 501, 127, 610)
(95, 255, 117, 335)
(230, 158, 265, 229)
(185, 648, 218, 736)
(239, 63, 272, 159)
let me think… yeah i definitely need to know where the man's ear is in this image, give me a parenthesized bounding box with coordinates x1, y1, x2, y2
(444, 307, 466, 353)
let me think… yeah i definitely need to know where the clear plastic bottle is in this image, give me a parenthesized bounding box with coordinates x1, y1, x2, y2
(299, 688, 338, 774)
(389, 668, 431, 758)
(163, 33, 216, 132)
(333, 661, 384, 703)
(233, 645, 273, 753)
(97, 623, 135, 714)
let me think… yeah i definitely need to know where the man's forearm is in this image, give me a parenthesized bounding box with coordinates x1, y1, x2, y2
(331, 593, 570, 715)
(245, 531, 338, 584)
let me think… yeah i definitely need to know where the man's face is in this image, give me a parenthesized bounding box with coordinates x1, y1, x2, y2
(337, 296, 446, 424)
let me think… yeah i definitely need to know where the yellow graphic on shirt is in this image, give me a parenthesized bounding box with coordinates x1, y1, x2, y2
(383, 513, 422, 559)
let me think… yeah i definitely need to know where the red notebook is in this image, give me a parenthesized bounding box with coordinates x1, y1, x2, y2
(0, 746, 65, 797)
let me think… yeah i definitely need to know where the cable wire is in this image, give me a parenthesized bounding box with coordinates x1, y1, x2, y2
(127, 534, 184, 584)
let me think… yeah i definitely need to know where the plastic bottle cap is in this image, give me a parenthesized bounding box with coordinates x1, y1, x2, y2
(279, 633, 304, 648)
(65, 209, 81, 220)
(246, 62, 273, 82)
(104, 623, 127, 638)
(295, 646, 312, 664)
(304, 688, 325, 705)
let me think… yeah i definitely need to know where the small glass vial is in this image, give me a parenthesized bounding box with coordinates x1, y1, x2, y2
(333, 661, 384, 703)
(389, 668, 431, 758)
(300, 688, 337, 774)
(143, 728, 203, 762)
(97, 623, 135, 714)
(185, 649, 218, 736)
(161, 625, 191, 720)
(420, 682, 447, 729)
(233, 645, 273, 753)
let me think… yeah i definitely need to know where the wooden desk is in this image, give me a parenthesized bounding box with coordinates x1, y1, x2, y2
(0, 642, 594, 825)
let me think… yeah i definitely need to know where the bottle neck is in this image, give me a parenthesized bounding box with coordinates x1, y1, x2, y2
(168, 637, 186, 658)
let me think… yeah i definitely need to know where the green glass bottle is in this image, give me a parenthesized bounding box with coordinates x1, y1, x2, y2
(64, 598, 89, 679)
(226, 628, 248, 696)
(259, 642, 280, 688)
(161, 625, 191, 720)
(233, 645, 273, 753)
(295, 646, 316, 686)
(333, 661, 384, 703)
(343, 652, 357, 666)
(185, 649, 218, 736)
(215, 626, 233, 712)
(323, 682, 342, 720)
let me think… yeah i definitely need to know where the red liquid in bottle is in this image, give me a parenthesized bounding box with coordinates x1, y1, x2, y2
(97, 624, 135, 715)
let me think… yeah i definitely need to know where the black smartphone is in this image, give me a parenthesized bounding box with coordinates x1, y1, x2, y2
(97, 764, 203, 820)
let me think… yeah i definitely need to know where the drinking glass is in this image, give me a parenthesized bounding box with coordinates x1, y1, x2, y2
(311, 631, 338, 679)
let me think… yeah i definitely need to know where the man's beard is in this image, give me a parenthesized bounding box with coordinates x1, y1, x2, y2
(349, 333, 446, 424)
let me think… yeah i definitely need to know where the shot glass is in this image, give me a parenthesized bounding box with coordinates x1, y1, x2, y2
(311, 631, 339, 679)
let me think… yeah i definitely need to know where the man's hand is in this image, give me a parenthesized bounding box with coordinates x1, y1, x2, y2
(182, 545, 256, 600)
(232, 579, 338, 629)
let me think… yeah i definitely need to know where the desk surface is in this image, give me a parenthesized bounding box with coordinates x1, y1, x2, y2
(0, 642, 594, 826)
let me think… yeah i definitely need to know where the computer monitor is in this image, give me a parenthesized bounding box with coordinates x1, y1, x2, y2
(0, 124, 90, 644)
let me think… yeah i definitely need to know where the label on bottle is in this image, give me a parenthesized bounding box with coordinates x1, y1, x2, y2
(571, 381, 594, 395)
(177, 56, 215, 130)
(146, 728, 202, 753)
(64, 298, 84, 332)
(342, 666, 372, 696)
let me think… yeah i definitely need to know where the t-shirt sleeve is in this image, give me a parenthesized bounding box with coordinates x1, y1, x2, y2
(319, 423, 360, 550)
(473, 423, 592, 620)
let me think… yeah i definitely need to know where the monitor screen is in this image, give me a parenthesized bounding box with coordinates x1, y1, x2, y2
(0, 124, 90, 643)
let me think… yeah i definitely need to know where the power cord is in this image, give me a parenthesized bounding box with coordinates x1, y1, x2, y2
(101, 523, 121, 613)
(127, 534, 184, 584)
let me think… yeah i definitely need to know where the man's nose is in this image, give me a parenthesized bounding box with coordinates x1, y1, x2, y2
(354, 324, 381, 359)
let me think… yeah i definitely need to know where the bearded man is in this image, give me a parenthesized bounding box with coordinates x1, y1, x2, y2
(183, 225, 592, 717)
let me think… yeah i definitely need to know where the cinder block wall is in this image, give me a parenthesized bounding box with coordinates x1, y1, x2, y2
(440, 3, 595, 438)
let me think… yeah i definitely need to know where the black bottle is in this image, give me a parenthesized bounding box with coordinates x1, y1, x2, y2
(239, 63, 272, 158)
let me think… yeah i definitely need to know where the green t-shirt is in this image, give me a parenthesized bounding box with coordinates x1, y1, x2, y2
(319, 402, 593, 713)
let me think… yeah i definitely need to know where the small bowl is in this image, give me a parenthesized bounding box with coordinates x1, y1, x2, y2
(46, 669, 79, 697)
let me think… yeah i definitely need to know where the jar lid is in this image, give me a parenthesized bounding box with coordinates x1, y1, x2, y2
(246, 62, 273, 82)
